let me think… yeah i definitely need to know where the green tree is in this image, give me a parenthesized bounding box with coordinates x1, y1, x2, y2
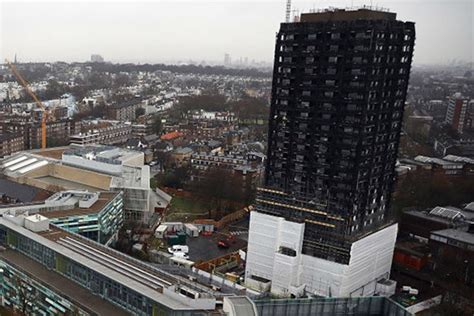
(392, 171, 474, 216)
(135, 107, 146, 118)
(230, 97, 269, 122)
(43, 79, 67, 99)
(189, 167, 253, 219)
(158, 166, 190, 189)
(176, 94, 228, 114)
(113, 73, 131, 87)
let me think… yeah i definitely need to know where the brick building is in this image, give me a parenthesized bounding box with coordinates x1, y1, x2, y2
(0, 133, 25, 158)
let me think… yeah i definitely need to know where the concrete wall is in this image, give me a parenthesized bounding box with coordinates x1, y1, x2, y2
(22, 163, 51, 178)
(51, 165, 112, 190)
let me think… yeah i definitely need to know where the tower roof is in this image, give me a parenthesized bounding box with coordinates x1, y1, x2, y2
(300, 8, 396, 23)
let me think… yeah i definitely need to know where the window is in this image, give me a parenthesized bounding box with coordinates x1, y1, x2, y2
(324, 91, 334, 98)
(325, 80, 335, 86)
(279, 246, 297, 257)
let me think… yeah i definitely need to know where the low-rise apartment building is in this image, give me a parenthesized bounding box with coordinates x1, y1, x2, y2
(70, 123, 132, 146)
(106, 100, 143, 121)
(190, 152, 263, 186)
(2, 118, 81, 149)
(0, 133, 25, 158)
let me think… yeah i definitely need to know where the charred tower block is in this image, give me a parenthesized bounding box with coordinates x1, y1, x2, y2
(245, 8, 415, 297)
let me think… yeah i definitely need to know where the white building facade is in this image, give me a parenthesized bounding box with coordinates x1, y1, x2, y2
(245, 211, 397, 298)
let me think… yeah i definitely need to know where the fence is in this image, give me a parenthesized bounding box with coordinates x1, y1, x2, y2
(193, 207, 249, 229)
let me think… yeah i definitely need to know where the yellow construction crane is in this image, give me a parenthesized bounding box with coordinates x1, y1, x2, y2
(5, 58, 47, 149)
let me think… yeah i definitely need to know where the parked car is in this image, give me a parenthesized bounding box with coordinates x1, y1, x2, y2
(168, 245, 189, 254)
(173, 252, 189, 260)
(217, 240, 230, 248)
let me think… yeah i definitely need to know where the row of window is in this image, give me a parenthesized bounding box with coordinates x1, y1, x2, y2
(282, 31, 412, 42)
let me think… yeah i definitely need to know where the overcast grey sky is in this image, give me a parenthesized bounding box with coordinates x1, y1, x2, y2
(0, 0, 472, 65)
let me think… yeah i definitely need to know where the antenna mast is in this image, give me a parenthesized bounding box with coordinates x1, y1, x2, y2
(285, 0, 291, 22)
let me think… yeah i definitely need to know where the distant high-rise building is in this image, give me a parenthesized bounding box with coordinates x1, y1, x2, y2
(91, 54, 105, 63)
(224, 53, 231, 66)
(245, 8, 415, 297)
(445, 92, 473, 134)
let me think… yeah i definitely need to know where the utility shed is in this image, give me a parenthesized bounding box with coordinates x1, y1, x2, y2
(25, 214, 49, 232)
(184, 223, 199, 237)
(155, 225, 168, 238)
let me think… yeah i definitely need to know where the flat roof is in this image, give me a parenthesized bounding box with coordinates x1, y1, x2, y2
(415, 156, 457, 166)
(300, 8, 396, 23)
(404, 210, 455, 226)
(63, 145, 142, 164)
(34, 147, 68, 160)
(0, 178, 51, 202)
(39, 192, 118, 218)
(0, 219, 219, 310)
(0, 249, 130, 316)
(431, 229, 474, 246)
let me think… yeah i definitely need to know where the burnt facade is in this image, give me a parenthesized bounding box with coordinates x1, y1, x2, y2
(256, 9, 415, 264)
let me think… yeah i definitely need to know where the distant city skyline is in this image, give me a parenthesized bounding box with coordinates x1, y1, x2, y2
(0, 0, 472, 66)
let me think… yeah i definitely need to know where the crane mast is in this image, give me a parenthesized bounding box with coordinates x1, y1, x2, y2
(5, 59, 48, 149)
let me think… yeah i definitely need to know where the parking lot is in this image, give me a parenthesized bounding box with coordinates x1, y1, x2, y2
(186, 231, 247, 262)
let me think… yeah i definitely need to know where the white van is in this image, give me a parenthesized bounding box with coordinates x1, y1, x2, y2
(168, 245, 189, 254)
(173, 252, 189, 260)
